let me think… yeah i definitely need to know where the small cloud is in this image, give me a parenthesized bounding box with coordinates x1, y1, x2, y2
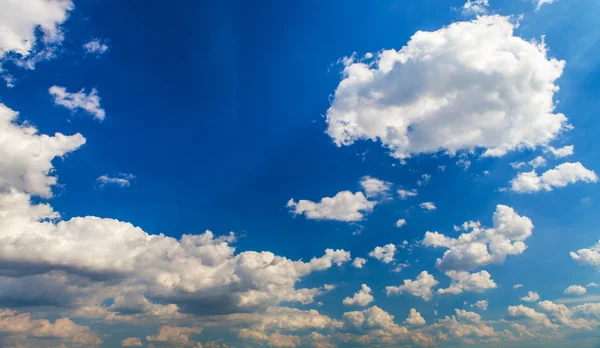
(461, 0, 489, 16)
(417, 174, 431, 186)
(49, 86, 106, 121)
(398, 188, 417, 200)
(395, 219, 407, 228)
(513, 284, 523, 289)
(97, 173, 136, 187)
(83, 39, 109, 56)
(564, 285, 586, 296)
(520, 291, 540, 302)
(419, 202, 436, 211)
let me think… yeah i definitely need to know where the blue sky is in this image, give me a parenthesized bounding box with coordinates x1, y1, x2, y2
(0, 0, 600, 347)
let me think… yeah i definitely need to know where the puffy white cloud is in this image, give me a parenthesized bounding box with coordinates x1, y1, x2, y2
(546, 145, 574, 158)
(325, 16, 568, 160)
(343, 284, 374, 307)
(97, 173, 135, 187)
(507, 305, 555, 328)
(587, 282, 599, 288)
(369, 244, 396, 264)
(422, 205, 533, 271)
(146, 326, 202, 346)
(352, 257, 367, 269)
(49, 86, 106, 121)
(266, 332, 300, 347)
(510, 162, 598, 193)
(83, 39, 109, 55)
(405, 308, 426, 326)
(462, 0, 489, 16)
(395, 219, 407, 228)
(340, 306, 409, 342)
(419, 202, 436, 211)
(564, 285, 587, 295)
(121, 337, 143, 347)
(472, 300, 489, 311)
(386, 271, 439, 301)
(437, 270, 497, 295)
(570, 240, 600, 269)
(287, 191, 375, 222)
(537, 300, 593, 330)
(0, 0, 73, 58)
(520, 291, 541, 302)
(397, 188, 417, 200)
(0, 308, 101, 346)
(0, 103, 85, 198)
(359, 176, 391, 198)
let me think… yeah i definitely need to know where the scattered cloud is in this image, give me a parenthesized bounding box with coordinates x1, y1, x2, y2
(121, 337, 143, 347)
(546, 145, 574, 158)
(564, 285, 587, 296)
(287, 191, 375, 222)
(360, 176, 391, 198)
(405, 308, 426, 326)
(83, 39, 109, 55)
(461, 0, 489, 16)
(352, 257, 367, 269)
(437, 270, 497, 295)
(419, 202, 437, 211)
(49, 85, 106, 121)
(534, 0, 557, 10)
(514, 284, 524, 289)
(343, 284, 375, 306)
(398, 188, 417, 200)
(369, 244, 396, 264)
(570, 240, 600, 269)
(521, 291, 541, 302)
(395, 218, 407, 228)
(510, 162, 598, 193)
(472, 300, 489, 311)
(417, 174, 431, 186)
(386, 271, 439, 301)
(97, 173, 135, 187)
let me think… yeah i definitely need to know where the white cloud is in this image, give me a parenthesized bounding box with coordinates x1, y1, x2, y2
(0, 0, 73, 59)
(587, 282, 599, 288)
(422, 205, 533, 271)
(83, 39, 109, 55)
(456, 158, 471, 170)
(266, 332, 300, 347)
(437, 270, 497, 295)
(508, 305, 555, 328)
(462, 0, 489, 16)
(535, 0, 556, 10)
(121, 337, 143, 347)
(352, 257, 367, 269)
(146, 326, 202, 346)
(395, 218, 407, 228)
(472, 300, 489, 311)
(419, 202, 436, 211)
(325, 16, 568, 160)
(564, 285, 587, 296)
(0, 103, 85, 198)
(97, 173, 135, 187)
(546, 145, 574, 158)
(510, 162, 598, 193)
(570, 240, 600, 269)
(343, 284, 375, 306)
(417, 174, 431, 186)
(398, 188, 417, 200)
(529, 156, 547, 169)
(0, 308, 102, 346)
(513, 284, 523, 289)
(520, 291, 541, 302)
(360, 176, 391, 198)
(287, 190, 375, 222)
(405, 308, 426, 326)
(49, 86, 106, 121)
(369, 244, 396, 264)
(386, 271, 439, 301)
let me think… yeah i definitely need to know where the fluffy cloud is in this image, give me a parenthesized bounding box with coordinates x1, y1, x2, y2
(510, 162, 598, 193)
(121, 337, 143, 347)
(49, 86, 106, 121)
(287, 191, 375, 222)
(0, 103, 85, 198)
(352, 257, 367, 269)
(520, 291, 541, 302)
(97, 173, 135, 187)
(546, 145, 574, 158)
(507, 305, 555, 328)
(405, 308, 426, 326)
(395, 218, 407, 228)
(422, 205, 533, 271)
(462, 0, 489, 16)
(359, 176, 391, 198)
(419, 202, 436, 211)
(340, 306, 409, 343)
(325, 16, 567, 160)
(343, 284, 374, 307)
(397, 188, 417, 199)
(513, 284, 523, 289)
(83, 39, 109, 55)
(570, 240, 600, 269)
(564, 285, 587, 296)
(369, 244, 396, 264)
(386, 271, 439, 301)
(437, 270, 497, 295)
(0, 0, 73, 61)
(472, 300, 489, 311)
(266, 332, 300, 347)
(146, 326, 202, 346)
(0, 308, 102, 346)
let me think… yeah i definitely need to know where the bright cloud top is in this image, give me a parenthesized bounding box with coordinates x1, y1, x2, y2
(510, 162, 598, 193)
(386, 271, 439, 301)
(437, 270, 497, 295)
(369, 243, 396, 264)
(287, 190, 375, 222)
(570, 240, 600, 269)
(343, 284, 375, 306)
(49, 86, 106, 121)
(422, 205, 533, 271)
(326, 15, 568, 160)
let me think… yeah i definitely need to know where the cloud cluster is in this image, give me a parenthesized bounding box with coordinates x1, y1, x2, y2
(326, 15, 568, 160)
(386, 271, 439, 301)
(422, 205, 533, 271)
(342, 284, 375, 307)
(570, 240, 600, 269)
(510, 162, 597, 193)
(49, 86, 106, 121)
